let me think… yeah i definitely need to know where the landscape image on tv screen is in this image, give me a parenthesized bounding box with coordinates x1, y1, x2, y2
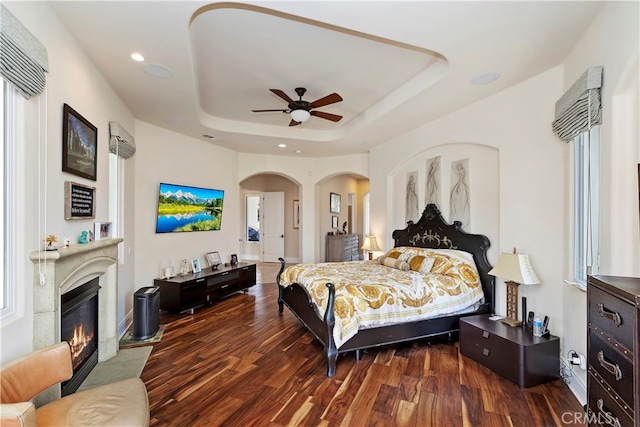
(156, 183, 224, 233)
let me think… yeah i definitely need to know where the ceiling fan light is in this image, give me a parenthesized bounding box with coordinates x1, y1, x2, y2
(290, 109, 310, 123)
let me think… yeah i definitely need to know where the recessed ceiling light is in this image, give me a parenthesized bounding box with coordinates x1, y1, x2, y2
(130, 53, 144, 62)
(142, 63, 173, 78)
(470, 72, 500, 85)
(278, 144, 287, 148)
(295, 150, 302, 154)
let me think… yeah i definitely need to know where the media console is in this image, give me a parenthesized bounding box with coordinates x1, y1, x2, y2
(154, 262, 256, 313)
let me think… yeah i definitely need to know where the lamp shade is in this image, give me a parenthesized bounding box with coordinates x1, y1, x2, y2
(361, 236, 381, 252)
(290, 109, 310, 123)
(488, 252, 540, 285)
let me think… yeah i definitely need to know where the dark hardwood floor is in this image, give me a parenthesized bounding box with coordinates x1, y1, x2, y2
(141, 262, 584, 426)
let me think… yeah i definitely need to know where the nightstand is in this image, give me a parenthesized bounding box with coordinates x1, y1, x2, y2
(460, 314, 560, 387)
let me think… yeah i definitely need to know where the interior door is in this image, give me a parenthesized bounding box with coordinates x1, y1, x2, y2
(261, 192, 285, 262)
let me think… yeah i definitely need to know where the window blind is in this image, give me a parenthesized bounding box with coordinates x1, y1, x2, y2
(552, 66, 602, 142)
(0, 5, 48, 99)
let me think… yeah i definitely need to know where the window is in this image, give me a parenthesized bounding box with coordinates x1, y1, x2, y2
(109, 153, 124, 262)
(246, 194, 260, 242)
(1, 81, 5, 310)
(1, 81, 17, 314)
(574, 126, 600, 284)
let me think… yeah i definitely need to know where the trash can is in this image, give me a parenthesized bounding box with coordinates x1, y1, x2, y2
(132, 286, 160, 340)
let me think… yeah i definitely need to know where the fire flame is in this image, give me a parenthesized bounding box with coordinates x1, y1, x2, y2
(68, 323, 94, 369)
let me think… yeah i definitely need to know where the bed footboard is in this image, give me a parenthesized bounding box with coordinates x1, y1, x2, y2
(277, 258, 340, 377)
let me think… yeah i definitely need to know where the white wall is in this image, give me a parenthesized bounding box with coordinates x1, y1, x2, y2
(559, 0, 640, 398)
(371, 66, 566, 329)
(132, 121, 240, 289)
(1, 2, 136, 362)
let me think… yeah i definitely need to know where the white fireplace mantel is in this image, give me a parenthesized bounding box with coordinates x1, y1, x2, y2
(30, 238, 123, 362)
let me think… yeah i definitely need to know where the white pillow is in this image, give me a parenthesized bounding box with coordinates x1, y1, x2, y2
(382, 257, 410, 271)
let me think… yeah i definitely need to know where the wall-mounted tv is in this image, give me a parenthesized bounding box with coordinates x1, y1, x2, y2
(156, 183, 224, 233)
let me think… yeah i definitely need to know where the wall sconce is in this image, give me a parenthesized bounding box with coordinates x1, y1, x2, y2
(361, 235, 381, 260)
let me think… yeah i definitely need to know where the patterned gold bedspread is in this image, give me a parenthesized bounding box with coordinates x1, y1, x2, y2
(279, 249, 484, 349)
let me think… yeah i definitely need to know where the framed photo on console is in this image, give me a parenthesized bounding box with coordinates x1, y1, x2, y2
(206, 251, 222, 268)
(191, 258, 201, 273)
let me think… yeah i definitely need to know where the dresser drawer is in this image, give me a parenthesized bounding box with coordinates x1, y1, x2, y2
(588, 371, 634, 426)
(588, 332, 634, 407)
(589, 285, 636, 353)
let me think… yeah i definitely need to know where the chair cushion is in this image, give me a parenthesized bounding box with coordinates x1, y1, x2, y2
(36, 378, 149, 427)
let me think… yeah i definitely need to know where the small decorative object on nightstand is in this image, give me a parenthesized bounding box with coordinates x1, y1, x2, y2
(361, 235, 381, 260)
(489, 248, 540, 327)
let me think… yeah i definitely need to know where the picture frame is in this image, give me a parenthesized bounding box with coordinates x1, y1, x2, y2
(293, 199, 300, 229)
(332, 215, 338, 229)
(230, 254, 238, 265)
(191, 258, 201, 274)
(64, 181, 95, 220)
(93, 221, 112, 240)
(206, 251, 222, 268)
(330, 192, 341, 214)
(62, 103, 97, 181)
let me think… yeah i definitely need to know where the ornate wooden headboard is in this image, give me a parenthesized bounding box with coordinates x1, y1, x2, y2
(391, 203, 494, 312)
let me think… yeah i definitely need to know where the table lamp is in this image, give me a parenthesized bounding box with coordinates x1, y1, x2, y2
(488, 248, 540, 327)
(361, 235, 381, 260)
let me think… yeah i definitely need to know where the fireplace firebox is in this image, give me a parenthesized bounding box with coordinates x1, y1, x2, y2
(60, 278, 100, 396)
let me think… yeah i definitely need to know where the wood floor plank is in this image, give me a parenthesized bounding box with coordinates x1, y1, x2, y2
(139, 262, 584, 426)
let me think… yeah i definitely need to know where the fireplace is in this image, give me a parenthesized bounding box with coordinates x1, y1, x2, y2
(60, 278, 100, 396)
(30, 238, 122, 405)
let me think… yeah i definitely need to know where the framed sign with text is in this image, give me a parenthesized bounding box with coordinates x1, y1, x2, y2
(64, 181, 95, 220)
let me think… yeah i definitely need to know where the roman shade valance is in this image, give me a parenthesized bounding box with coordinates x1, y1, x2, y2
(109, 122, 136, 158)
(552, 66, 602, 142)
(0, 4, 49, 99)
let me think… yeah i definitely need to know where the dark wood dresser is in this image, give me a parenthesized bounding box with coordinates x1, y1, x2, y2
(154, 263, 256, 313)
(325, 234, 359, 262)
(587, 275, 640, 427)
(460, 314, 560, 387)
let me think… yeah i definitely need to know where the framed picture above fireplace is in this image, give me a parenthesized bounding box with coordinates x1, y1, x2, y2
(62, 103, 97, 181)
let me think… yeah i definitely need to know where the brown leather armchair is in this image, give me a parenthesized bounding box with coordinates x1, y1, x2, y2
(0, 342, 149, 426)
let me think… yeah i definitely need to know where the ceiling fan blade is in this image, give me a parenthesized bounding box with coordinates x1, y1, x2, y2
(311, 110, 343, 122)
(270, 89, 295, 104)
(288, 119, 301, 127)
(309, 93, 343, 109)
(251, 109, 288, 113)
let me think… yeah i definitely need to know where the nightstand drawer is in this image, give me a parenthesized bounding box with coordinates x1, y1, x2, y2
(460, 321, 521, 359)
(588, 332, 634, 407)
(460, 340, 521, 382)
(588, 285, 636, 353)
(588, 371, 634, 426)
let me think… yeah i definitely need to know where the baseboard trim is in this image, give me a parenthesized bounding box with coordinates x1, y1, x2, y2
(560, 357, 587, 405)
(118, 309, 133, 339)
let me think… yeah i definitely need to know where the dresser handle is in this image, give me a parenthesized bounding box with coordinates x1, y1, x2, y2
(482, 331, 489, 339)
(597, 351, 623, 381)
(596, 399, 621, 426)
(597, 303, 622, 327)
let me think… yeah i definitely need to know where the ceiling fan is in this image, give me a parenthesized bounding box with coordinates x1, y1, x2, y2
(252, 87, 343, 126)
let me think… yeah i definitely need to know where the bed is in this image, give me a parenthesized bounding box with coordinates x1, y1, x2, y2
(276, 203, 495, 377)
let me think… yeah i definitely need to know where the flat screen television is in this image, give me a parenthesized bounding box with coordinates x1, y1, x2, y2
(155, 183, 224, 233)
